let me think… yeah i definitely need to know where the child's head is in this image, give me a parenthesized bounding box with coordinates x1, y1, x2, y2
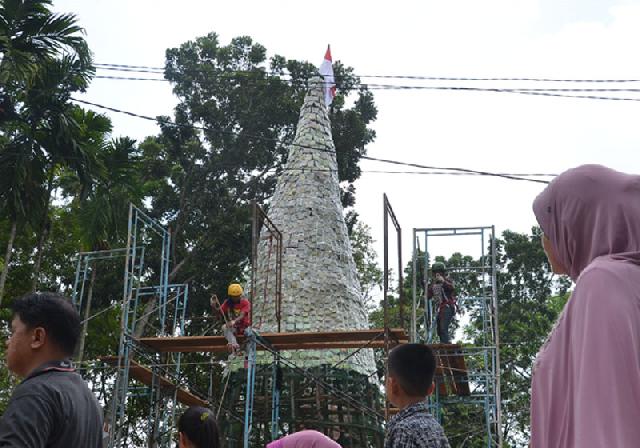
(178, 407, 219, 448)
(386, 344, 436, 407)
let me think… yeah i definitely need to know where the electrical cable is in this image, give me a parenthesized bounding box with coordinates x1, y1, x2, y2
(70, 97, 552, 184)
(92, 72, 640, 102)
(94, 63, 640, 83)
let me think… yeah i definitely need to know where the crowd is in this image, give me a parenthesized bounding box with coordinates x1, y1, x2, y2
(0, 164, 638, 447)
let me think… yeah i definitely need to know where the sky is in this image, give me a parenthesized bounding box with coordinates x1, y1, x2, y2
(55, 0, 640, 274)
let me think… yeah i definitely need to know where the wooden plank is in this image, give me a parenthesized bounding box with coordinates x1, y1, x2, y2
(138, 328, 408, 353)
(102, 356, 208, 407)
(431, 344, 470, 397)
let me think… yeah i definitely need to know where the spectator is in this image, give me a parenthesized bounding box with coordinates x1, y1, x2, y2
(0, 292, 103, 447)
(178, 406, 219, 448)
(530, 165, 640, 447)
(385, 344, 450, 448)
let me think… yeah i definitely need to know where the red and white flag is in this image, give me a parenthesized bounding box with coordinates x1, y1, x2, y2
(319, 45, 336, 106)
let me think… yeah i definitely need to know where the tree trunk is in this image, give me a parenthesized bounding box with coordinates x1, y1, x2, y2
(31, 221, 50, 292)
(31, 170, 55, 292)
(134, 295, 157, 339)
(76, 267, 97, 364)
(0, 220, 17, 306)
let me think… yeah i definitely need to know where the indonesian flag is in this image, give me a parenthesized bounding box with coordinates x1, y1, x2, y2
(319, 45, 336, 106)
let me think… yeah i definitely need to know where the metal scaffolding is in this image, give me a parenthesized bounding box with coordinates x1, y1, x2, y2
(72, 204, 191, 448)
(411, 226, 502, 448)
(216, 202, 390, 448)
(73, 201, 407, 447)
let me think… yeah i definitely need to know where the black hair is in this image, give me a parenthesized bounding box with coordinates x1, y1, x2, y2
(388, 343, 436, 396)
(178, 407, 219, 448)
(11, 292, 81, 356)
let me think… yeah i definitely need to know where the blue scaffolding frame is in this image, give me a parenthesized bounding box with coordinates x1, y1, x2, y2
(411, 226, 502, 447)
(72, 204, 190, 447)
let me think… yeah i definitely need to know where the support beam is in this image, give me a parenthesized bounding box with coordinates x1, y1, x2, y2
(102, 356, 208, 407)
(139, 328, 409, 353)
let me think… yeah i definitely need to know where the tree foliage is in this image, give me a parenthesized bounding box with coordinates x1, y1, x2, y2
(140, 33, 378, 324)
(346, 211, 383, 308)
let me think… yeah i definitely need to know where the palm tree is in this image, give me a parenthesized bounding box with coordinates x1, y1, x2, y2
(0, 0, 89, 83)
(0, 0, 94, 302)
(73, 137, 143, 364)
(30, 105, 111, 291)
(0, 134, 48, 303)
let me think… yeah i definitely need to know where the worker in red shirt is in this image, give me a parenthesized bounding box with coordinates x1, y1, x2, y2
(211, 283, 251, 353)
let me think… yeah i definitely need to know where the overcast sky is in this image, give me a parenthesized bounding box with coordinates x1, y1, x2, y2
(56, 0, 640, 269)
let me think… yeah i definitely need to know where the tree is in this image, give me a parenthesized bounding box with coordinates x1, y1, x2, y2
(0, 0, 97, 302)
(139, 33, 378, 324)
(63, 135, 143, 363)
(346, 211, 383, 309)
(30, 106, 112, 291)
(0, 0, 88, 84)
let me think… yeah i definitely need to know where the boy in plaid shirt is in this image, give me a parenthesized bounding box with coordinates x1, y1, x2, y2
(385, 344, 450, 448)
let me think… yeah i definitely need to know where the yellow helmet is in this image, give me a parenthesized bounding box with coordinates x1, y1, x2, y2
(228, 283, 243, 297)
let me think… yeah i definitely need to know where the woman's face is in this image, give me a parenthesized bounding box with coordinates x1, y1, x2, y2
(541, 234, 567, 275)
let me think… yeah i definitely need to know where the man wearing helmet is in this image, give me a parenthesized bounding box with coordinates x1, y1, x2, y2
(211, 283, 251, 352)
(427, 263, 457, 344)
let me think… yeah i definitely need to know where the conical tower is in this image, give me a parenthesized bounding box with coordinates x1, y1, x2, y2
(218, 78, 384, 447)
(252, 77, 375, 376)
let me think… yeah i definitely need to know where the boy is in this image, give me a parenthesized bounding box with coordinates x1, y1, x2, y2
(0, 292, 103, 447)
(385, 344, 450, 448)
(211, 283, 251, 352)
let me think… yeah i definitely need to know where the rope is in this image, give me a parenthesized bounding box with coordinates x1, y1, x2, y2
(330, 331, 384, 369)
(216, 370, 232, 420)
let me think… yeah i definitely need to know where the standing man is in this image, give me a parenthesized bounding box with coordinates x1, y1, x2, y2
(0, 292, 103, 447)
(427, 263, 457, 344)
(211, 283, 251, 353)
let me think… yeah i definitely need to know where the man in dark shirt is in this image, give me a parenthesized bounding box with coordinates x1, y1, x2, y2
(0, 292, 103, 447)
(385, 344, 450, 448)
(427, 263, 457, 344)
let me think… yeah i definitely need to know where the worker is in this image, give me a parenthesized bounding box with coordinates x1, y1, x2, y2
(427, 262, 457, 344)
(211, 283, 251, 353)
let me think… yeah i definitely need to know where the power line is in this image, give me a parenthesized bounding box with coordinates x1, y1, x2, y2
(92, 73, 640, 94)
(94, 63, 640, 83)
(70, 97, 551, 184)
(95, 75, 166, 82)
(0, 147, 556, 180)
(91, 73, 640, 102)
(361, 170, 555, 177)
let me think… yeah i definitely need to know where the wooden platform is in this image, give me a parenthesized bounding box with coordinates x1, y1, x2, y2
(431, 344, 470, 396)
(138, 328, 409, 353)
(102, 356, 208, 407)
(135, 329, 468, 398)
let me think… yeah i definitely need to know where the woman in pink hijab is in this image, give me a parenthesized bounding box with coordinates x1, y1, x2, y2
(531, 164, 640, 447)
(266, 430, 342, 448)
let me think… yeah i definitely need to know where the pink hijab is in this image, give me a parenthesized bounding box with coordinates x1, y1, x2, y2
(531, 164, 640, 447)
(266, 430, 342, 448)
